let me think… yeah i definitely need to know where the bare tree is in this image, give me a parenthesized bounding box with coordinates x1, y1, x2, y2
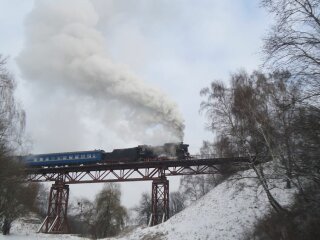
(0, 56, 25, 151)
(179, 175, 212, 204)
(200, 70, 300, 215)
(68, 198, 95, 236)
(90, 183, 127, 238)
(169, 191, 185, 216)
(200, 69, 320, 220)
(262, 0, 320, 102)
(0, 55, 35, 235)
(133, 192, 152, 226)
(33, 184, 49, 217)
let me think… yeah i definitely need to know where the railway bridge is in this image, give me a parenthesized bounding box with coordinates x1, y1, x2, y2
(25, 156, 250, 234)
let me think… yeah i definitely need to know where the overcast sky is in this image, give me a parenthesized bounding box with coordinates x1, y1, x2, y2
(0, 0, 270, 208)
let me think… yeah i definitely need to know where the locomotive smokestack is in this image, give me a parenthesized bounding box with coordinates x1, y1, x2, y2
(18, 0, 184, 142)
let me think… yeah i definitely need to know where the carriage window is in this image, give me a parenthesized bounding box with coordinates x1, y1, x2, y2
(87, 154, 91, 158)
(92, 154, 96, 158)
(63, 156, 67, 160)
(75, 155, 79, 159)
(69, 156, 73, 160)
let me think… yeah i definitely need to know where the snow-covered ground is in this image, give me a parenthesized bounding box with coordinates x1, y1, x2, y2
(0, 166, 296, 240)
(0, 214, 88, 240)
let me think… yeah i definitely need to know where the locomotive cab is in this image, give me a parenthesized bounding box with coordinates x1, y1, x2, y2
(176, 143, 190, 160)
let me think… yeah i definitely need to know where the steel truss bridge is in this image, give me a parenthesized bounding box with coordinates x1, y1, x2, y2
(26, 156, 250, 234)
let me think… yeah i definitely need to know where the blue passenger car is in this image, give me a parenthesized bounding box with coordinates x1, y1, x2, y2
(23, 150, 105, 167)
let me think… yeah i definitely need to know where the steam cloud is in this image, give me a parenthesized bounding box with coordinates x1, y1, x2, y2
(18, 0, 184, 144)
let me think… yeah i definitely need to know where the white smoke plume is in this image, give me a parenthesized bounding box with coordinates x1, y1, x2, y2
(18, 0, 184, 146)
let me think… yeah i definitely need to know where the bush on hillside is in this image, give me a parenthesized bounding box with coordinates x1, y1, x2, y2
(244, 184, 320, 240)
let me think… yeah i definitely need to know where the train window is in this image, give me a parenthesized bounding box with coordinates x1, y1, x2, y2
(40, 157, 43, 161)
(87, 154, 91, 158)
(81, 154, 85, 158)
(63, 156, 67, 160)
(92, 154, 96, 158)
(69, 156, 73, 160)
(75, 155, 79, 159)
(45, 157, 49, 161)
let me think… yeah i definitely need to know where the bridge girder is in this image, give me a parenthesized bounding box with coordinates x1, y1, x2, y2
(26, 157, 249, 183)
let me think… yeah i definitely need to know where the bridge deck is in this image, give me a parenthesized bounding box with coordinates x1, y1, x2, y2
(26, 156, 250, 183)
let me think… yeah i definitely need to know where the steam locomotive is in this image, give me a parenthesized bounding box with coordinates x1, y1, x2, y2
(23, 142, 190, 167)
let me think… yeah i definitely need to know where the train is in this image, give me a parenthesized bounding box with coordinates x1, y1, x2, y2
(22, 142, 190, 167)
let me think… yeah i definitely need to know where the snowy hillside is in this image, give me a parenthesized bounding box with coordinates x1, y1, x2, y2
(107, 168, 296, 240)
(1, 167, 296, 240)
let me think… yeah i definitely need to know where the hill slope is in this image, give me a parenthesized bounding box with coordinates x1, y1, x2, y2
(108, 168, 296, 240)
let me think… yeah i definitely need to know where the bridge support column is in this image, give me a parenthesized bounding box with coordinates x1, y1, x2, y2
(150, 178, 169, 226)
(38, 181, 70, 234)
